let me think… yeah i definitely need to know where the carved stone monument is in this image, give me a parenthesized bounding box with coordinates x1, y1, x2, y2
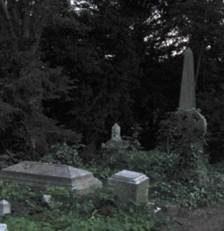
(173, 47, 207, 184)
(108, 170, 149, 204)
(0, 161, 102, 195)
(0, 200, 11, 217)
(179, 47, 196, 111)
(177, 47, 207, 134)
(102, 123, 129, 150)
(0, 224, 7, 231)
(42, 194, 52, 205)
(111, 123, 122, 142)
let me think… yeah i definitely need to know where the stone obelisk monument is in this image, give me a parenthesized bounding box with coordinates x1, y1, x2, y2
(176, 48, 208, 185)
(178, 48, 196, 110)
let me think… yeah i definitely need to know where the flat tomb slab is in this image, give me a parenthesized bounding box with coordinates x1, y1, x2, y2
(0, 161, 102, 194)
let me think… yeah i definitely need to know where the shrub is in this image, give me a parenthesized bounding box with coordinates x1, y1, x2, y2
(158, 110, 207, 153)
(1, 182, 156, 231)
(157, 110, 209, 184)
(126, 149, 178, 181)
(5, 214, 155, 231)
(42, 143, 83, 167)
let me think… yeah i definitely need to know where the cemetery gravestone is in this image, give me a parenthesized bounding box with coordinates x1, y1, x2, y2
(0, 224, 7, 231)
(177, 47, 207, 136)
(42, 194, 52, 205)
(0, 161, 102, 195)
(0, 200, 10, 217)
(111, 123, 122, 142)
(108, 170, 149, 204)
(101, 123, 126, 149)
(102, 123, 137, 150)
(167, 47, 208, 184)
(179, 47, 196, 111)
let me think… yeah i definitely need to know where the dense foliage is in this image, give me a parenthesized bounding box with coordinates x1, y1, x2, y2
(0, 0, 224, 161)
(0, 182, 156, 231)
(2, 147, 224, 230)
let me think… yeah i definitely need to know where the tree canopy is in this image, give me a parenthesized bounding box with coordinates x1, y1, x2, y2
(0, 0, 223, 160)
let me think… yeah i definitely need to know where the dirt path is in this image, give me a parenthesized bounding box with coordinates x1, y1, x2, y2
(161, 203, 224, 231)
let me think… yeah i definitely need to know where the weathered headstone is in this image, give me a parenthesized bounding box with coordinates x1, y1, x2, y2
(0, 200, 10, 216)
(179, 47, 196, 111)
(0, 224, 7, 231)
(108, 170, 149, 204)
(0, 161, 102, 195)
(111, 123, 122, 142)
(42, 194, 52, 205)
(101, 123, 132, 150)
(102, 123, 126, 149)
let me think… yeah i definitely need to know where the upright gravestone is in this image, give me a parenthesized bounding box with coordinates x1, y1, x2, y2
(0, 224, 7, 231)
(101, 123, 129, 150)
(179, 47, 196, 111)
(108, 170, 149, 204)
(172, 47, 208, 184)
(0, 200, 11, 217)
(178, 47, 207, 133)
(111, 123, 122, 142)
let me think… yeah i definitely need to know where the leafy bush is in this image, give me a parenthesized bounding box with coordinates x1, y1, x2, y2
(5, 217, 53, 231)
(5, 214, 155, 231)
(157, 110, 209, 185)
(158, 110, 207, 153)
(42, 143, 83, 167)
(126, 149, 178, 181)
(118, 149, 224, 209)
(0, 182, 156, 231)
(85, 164, 115, 181)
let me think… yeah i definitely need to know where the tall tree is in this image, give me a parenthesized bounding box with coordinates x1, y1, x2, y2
(0, 0, 80, 158)
(41, 0, 142, 155)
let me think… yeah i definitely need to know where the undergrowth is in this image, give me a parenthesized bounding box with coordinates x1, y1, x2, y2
(0, 182, 156, 231)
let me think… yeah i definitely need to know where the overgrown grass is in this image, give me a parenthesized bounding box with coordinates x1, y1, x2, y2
(125, 149, 224, 209)
(0, 182, 156, 231)
(5, 214, 155, 231)
(42, 143, 224, 209)
(3, 144, 224, 230)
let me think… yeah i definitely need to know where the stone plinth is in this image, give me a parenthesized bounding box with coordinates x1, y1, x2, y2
(0, 200, 10, 216)
(42, 194, 52, 205)
(0, 161, 102, 195)
(108, 170, 149, 204)
(0, 224, 7, 231)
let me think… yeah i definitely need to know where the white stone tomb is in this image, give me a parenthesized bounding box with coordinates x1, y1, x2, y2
(0, 161, 102, 195)
(0, 200, 11, 216)
(0, 224, 7, 231)
(108, 170, 149, 204)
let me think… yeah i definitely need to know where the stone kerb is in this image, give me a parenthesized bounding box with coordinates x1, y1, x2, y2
(0, 200, 11, 217)
(0, 161, 102, 195)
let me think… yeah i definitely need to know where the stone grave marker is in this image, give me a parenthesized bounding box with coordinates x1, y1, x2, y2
(177, 47, 207, 137)
(102, 123, 135, 150)
(111, 123, 122, 142)
(0, 161, 102, 195)
(42, 194, 52, 205)
(102, 123, 125, 149)
(0, 200, 10, 217)
(0, 224, 7, 231)
(179, 47, 196, 111)
(108, 170, 149, 204)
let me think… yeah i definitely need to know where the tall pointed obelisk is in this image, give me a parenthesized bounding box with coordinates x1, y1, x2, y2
(178, 48, 196, 110)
